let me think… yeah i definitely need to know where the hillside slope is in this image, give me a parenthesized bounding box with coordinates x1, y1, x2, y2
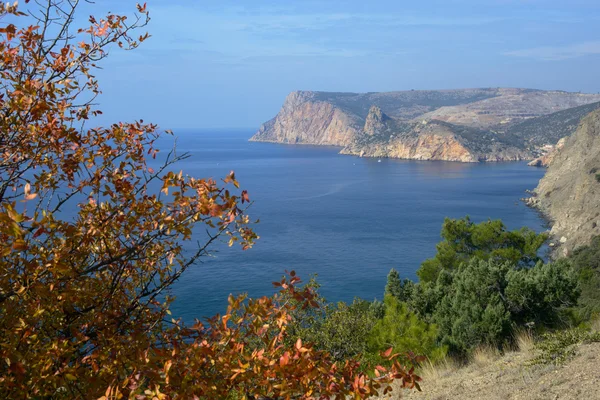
(418, 90, 600, 128)
(528, 109, 600, 254)
(507, 101, 600, 148)
(395, 342, 600, 400)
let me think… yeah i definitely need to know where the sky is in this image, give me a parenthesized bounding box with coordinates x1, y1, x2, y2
(28, 0, 600, 129)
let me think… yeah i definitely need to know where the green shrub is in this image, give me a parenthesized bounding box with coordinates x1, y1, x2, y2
(286, 294, 378, 363)
(368, 295, 447, 364)
(564, 236, 600, 320)
(417, 217, 548, 283)
(529, 328, 600, 365)
(286, 279, 445, 369)
(415, 258, 579, 356)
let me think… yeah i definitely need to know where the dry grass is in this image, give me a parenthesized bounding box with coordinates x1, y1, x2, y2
(513, 329, 535, 355)
(404, 341, 600, 399)
(470, 344, 500, 367)
(419, 357, 459, 384)
(590, 316, 600, 333)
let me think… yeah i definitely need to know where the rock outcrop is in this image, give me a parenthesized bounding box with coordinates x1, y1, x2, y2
(528, 137, 567, 167)
(341, 108, 528, 162)
(250, 89, 600, 162)
(363, 105, 392, 136)
(528, 109, 600, 255)
(249, 91, 361, 146)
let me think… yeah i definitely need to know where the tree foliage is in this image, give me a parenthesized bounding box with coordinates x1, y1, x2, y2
(288, 297, 379, 364)
(565, 236, 600, 320)
(383, 217, 580, 356)
(420, 258, 579, 355)
(368, 296, 446, 364)
(417, 217, 548, 283)
(384, 269, 415, 303)
(0, 2, 420, 398)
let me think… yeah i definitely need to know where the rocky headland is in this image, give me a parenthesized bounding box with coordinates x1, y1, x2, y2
(251, 89, 600, 163)
(340, 106, 529, 162)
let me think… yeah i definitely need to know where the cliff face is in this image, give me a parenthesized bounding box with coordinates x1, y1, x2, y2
(249, 91, 361, 146)
(528, 109, 600, 255)
(528, 137, 567, 167)
(363, 105, 391, 136)
(341, 107, 529, 162)
(250, 89, 600, 162)
(341, 130, 478, 162)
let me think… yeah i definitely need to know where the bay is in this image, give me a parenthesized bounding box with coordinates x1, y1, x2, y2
(156, 129, 547, 322)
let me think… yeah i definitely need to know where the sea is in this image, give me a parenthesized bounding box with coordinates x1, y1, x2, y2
(152, 129, 547, 322)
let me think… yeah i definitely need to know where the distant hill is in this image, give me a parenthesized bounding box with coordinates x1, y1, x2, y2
(311, 88, 502, 120)
(505, 101, 600, 148)
(250, 88, 600, 162)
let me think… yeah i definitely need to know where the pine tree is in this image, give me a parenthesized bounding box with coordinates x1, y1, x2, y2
(385, 269, 402, 299)
(385, 269, 416, 303)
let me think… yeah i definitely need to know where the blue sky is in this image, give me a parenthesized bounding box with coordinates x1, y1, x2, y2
(67, 1, 600, 128)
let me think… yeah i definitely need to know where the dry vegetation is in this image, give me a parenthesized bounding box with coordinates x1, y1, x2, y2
(375, 329, 600, 400)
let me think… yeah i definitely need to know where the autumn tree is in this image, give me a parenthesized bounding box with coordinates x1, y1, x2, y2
(0, 1, 420, 398)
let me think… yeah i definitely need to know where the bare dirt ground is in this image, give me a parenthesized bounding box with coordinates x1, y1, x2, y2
(379, 342, 600, 400)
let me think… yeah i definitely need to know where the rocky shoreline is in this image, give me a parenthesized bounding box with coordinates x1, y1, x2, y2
(525, 109, 600, 255)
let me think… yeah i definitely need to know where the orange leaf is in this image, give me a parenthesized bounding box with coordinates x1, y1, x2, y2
(382, 347, 393, 358)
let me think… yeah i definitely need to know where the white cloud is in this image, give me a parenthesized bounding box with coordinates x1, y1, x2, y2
(505, 41, 600, 60)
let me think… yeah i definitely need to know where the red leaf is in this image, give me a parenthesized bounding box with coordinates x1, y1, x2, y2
(382, 347, 393, 358)
(241, 190, 250, 204)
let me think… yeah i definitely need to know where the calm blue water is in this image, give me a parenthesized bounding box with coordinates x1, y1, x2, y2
(155, 129, 547, 322)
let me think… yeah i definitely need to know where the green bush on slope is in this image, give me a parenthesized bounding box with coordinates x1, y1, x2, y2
(417, 217, 548, 283)
(368, 295, 447, 364)
(565, 236, 600, 320)
(285, 279, 444, 368)
(428, 258, 579, 354)
(287, 220, 588, 367)
(385, 218, 579, 356)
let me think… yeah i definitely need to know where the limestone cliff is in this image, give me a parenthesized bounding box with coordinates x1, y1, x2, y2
(528, 109, 600, 255)
(341, 107, 529, 162)
(249, 91, 361, 146)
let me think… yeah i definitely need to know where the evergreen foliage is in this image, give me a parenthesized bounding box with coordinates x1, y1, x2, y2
(417, 217, 548, 283)
(395, 217, 581, 356)
(566, 236, 600, 319)
(286, 282, 444, 367)
(368, 296, 447, 363)
(426, 258, 579, 354)
(385, 269, 415, 302)
(529, 327, 600, 366)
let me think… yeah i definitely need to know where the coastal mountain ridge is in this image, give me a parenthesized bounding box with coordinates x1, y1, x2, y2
(250, 89, 600, 162)
(528, 108, 600, 254)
